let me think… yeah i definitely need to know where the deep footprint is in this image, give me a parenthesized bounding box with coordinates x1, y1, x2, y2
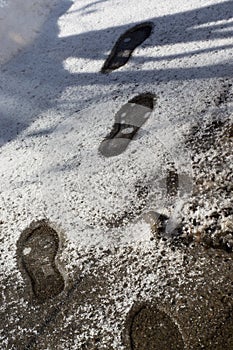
(101, 22, 153, 73)
(99, 93, 155, 157)
(130, 305, 184, 350)
(17, 222, 64, 302)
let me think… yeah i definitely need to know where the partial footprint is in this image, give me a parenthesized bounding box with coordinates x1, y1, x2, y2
(166, 165, 179, 197)
(101, 22, 153, 73)
(99, 93, 155, 157)
(17, 222, 64, 302)
(129, 305, 184, 350)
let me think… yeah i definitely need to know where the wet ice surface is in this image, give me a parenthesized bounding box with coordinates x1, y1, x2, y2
(0, 0, 233, 348)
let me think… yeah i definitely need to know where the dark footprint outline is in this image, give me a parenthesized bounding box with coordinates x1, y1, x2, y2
(101, 22, 154, 73)
(99, 92, 156, 157)
(166, 165, 179, 197)
(124, 303, 185, 350)
(16, 220, 65, 302)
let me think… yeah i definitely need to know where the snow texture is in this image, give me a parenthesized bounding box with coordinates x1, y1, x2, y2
(0, 0, 233, 348)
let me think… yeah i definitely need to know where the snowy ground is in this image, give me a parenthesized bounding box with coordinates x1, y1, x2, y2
(0, 0, 60, 65)
(0, 0, 233, 349)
